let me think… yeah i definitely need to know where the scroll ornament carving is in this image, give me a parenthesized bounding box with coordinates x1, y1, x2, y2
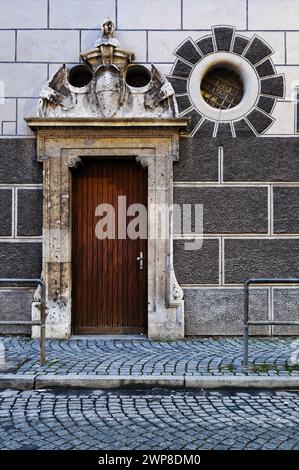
(39, 18, 178, 119)
(135, 155, 150, 169)
(64, 156, 83, 169)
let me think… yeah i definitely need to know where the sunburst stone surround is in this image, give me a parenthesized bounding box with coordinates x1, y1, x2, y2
(168, 26, 285, 137)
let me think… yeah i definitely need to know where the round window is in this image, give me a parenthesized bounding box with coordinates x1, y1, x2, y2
(200, 66, 244, 110)
(68, 64, 93, 88)
(125, 65, 151, 88)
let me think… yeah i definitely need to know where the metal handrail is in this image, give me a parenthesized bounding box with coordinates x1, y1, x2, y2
(243, 277, 299, 369)
(0, 278, 46, 365)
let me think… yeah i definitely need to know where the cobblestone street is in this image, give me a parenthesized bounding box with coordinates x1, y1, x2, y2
(2, 336, 299, 376)
(0, 389, 299, 450)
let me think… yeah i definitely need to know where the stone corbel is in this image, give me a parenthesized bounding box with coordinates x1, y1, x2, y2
(64, 156, 83, 169)
(167, 266, 184, 306)
(135, 155, 150, 169)
(166, 217, 184, 309)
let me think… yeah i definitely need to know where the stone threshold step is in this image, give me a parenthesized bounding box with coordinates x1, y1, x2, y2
(2, 374, 299, 391)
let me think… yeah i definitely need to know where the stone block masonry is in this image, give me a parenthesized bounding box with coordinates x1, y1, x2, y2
(248, 0, 299, 30)
(183, 0, 247, 29)
(0, 31, 15, 62)
(175, 136, 299, 335)
(174, 186, 268, 234)
(118, 0, 181, 30)
(0, 139, 42, 334)
(0, 0, 298, 338)
(0, 0, 297, 136)
(0, 0, 48, 28)
(50, 0, 115, 29)
(17, 30, 80, 63)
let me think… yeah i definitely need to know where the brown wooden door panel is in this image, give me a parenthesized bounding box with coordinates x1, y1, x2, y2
(72, 159, 147, 334)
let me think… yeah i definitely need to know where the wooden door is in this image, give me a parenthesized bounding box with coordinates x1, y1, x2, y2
(72, 158, 147, 334)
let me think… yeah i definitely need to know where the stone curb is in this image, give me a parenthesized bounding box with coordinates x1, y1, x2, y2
(2, 374, 299, 390)
(0, 375, 35, 390)
(184, 376, 299, 389)
(35, 375, 185, 389)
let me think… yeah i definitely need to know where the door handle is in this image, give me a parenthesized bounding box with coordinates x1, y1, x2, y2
(137, 252, 144, 271)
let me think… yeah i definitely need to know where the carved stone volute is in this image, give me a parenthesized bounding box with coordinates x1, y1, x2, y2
(38, 18, 177, 119)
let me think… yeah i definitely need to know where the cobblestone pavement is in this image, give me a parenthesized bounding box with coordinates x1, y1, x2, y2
(2, 336, 299, 376)
(1, 389, 299, 450)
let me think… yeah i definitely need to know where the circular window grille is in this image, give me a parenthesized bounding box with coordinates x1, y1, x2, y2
(170, 26, 285, 136)
(200, 67, 244, 110)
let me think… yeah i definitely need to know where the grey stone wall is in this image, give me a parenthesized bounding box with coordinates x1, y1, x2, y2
(0, 138, 42, 334)
(174, 137, 299, 336)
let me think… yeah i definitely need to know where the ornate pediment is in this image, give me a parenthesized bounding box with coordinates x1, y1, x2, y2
(39, 18, 177, 119)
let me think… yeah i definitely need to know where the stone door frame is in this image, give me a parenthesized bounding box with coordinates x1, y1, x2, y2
(27, 118, 187, 339)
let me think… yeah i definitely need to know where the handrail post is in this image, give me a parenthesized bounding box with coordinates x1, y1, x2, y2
(0, 278, 46, 365)
(243, 280, 249, 370)
(39, 280, 46, 366)
(242, 277, 299, 369)
(40, 301, 46, 366)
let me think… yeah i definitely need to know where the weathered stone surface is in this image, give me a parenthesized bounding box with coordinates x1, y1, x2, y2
(184, 288, 269, 335)
(174, 239, 219, 284)
(246, 108, 274, 134)
(223, 138, 299, 182)
(0, 289, 34, 334)
(0, 139, 41, 184)
(0, 243, 42, 278)
(256, 96, 275, 114)
(176, 95, 192, 114)
(233, 119, 256, 137)
(213, 27, 234, 51)
(273, 187, 299, 234)
(224, 239, 299, 284)
(273, 288, 299, 335)
(30, 123, 185, 340)
(260, 76, 285, 98)
(175, 39, 201, 65)
(172, 59, 193, 78)
(175, 137, 218, 182)
(17, 189, 43, 237)
(40, 27, 177, 121)
(195, 37, 214, 56)
(0, 189, 12, 237)
(194, 119, 215, 138)
(245, 37, 272, 65)
(255, 59, 275, 78)
(232, 35, 249, 55)
(174, 187, 268, 234)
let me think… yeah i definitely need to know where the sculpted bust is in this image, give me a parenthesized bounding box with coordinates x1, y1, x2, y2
(38, 17, 177, 119)
(95, 18, 121, 49)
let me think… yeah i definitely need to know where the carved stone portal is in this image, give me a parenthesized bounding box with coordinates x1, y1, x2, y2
(28, 20, 187, 340)
(39, 18, 178, 120)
